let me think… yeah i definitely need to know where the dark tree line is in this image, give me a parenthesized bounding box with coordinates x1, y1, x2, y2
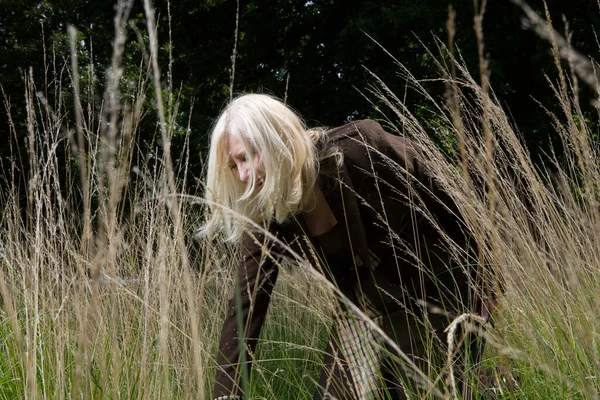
(1, 0, 599, 198)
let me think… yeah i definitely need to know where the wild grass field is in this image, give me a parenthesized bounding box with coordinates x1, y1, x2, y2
(2, 1, 600, 399)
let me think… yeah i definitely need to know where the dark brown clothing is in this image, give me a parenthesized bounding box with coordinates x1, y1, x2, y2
(213, 120, 478, 399)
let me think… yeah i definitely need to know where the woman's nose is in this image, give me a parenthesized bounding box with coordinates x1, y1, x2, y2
(238, 164, 250, 183)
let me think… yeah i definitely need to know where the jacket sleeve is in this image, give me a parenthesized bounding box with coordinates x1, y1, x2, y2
(352, 120, 468, 242)
(370, 121, 473, 250)
(359, 120, 483, 303)
(213, 231, 281, 399)
(370, 121, 485, 307)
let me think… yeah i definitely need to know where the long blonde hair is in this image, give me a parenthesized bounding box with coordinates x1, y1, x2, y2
(201, 94, 320, 242)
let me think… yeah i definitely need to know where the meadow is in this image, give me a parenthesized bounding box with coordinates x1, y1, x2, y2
(2, 1, 600, 399)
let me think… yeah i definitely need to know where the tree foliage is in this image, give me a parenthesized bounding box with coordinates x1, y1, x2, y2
(1, 0, 599, 190)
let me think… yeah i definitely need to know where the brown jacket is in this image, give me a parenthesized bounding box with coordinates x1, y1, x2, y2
(213, 120, 475, 398)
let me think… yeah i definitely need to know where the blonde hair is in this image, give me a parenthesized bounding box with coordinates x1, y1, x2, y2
(201, 93, 321, 242)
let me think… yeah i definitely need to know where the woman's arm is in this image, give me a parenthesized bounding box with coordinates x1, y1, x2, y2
(213, 231, 280, 399)
(364, 121, 472, 251)
(353, 120, 481, 309)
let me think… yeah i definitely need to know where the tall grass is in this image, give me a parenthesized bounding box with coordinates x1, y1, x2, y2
(0, 1, 226, 398)
(0, 1, 334, 398)
(365, 4, 600, 398)
(2, 0, 600, 399)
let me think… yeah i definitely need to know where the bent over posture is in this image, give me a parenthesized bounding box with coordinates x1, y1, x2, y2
(203, 94, 483, 399)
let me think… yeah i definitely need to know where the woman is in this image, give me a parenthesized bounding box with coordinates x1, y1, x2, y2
(203, 93, 482, 399)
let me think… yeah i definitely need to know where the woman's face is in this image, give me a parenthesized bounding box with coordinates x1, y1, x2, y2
(227, 135, 264, 188)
